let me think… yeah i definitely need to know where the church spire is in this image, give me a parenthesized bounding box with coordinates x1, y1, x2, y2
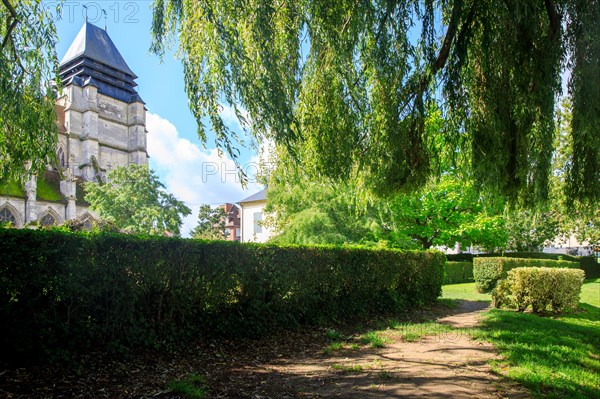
(58, 22, 143, 104)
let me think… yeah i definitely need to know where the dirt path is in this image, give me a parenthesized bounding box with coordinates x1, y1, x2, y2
(206, 301, 526, 399)
(1, 301, 528, 398)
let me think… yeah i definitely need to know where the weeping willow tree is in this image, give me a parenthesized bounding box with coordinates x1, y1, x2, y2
(0, 0, 60, 181)
(151, 0, 599, 204)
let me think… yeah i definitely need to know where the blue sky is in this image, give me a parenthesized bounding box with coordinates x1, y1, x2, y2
(51, 1, 262, 235)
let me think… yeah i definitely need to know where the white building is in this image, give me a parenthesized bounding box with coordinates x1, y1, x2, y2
(238, 189, 274, 243)
(543, 233, 593, 256)
(0, 22, 148, 227)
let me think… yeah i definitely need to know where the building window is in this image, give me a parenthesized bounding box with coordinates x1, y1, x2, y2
(0, 207, 17, 226)
(253, 212, 263, 234)
(40, 213, 57, 227)
(57, 147, 66, 169)
(82, 217, 94, 230)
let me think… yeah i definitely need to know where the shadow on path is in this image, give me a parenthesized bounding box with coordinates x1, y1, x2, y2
(437, 300, 491, 328)
(197, 300, 527, 398)
(1, 301, 530, 398)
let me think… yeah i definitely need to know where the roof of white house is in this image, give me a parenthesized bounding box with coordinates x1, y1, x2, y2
(239, 189, 267, 203)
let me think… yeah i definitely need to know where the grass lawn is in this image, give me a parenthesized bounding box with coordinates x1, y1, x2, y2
(443, 279, 600, 399)
(442, 281, 491, 302)
(579, 277, 599, 307)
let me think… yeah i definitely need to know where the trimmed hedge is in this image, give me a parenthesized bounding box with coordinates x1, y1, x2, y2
(493, 267, 585, 313)
(447, 252, 581, 263)
(491, 252, 580, 262)
(446, 253, 476, 262)
(473, 257, 579, 293)
(580, 256, 600, 279)
(444, 261, 474, 284)
(0, 228, 444, 364)
(448, 252, 596, 280)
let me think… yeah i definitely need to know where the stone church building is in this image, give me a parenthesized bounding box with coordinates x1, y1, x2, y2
(0, 22, 148, 227)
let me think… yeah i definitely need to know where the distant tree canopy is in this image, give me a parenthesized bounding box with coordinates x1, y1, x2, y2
(266, 99, 596, 250)
(504, 208, 560, 252)
(265, 175, 388, 246)
(191, 204, 228, 239)
(548, 99, 599, 245)
(0, 0, 60, 182)
(266, 167, 506, 250)
(85, 165, 191, 236)
(152, 0, 599, 205)
(387, 175, 506, 250)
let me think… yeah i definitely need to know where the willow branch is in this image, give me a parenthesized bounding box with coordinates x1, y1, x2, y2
(2, 0, 18, 49)
(398, 0, 473, 117)
(432, 0, 462, 74)
(544, 0, 560, 39)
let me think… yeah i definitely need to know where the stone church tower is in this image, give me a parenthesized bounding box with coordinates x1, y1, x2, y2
(0, 22, 148, 227)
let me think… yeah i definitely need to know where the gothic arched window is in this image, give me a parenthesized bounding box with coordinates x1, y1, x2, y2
(57, 147, 66, 169)
(80, 214, 94, 230)
(0, 207, 17, 226)
(40, 213, 57, 227)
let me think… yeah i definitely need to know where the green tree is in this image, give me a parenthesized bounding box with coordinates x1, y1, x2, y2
(498, 99, 598, 252)
(265, 176, 386, 246)
(388, 176, 506, 250)
(265, 108, 504, 249)
(549, 99, 600, 246)
(84, 165, 191, 236)
(569, 210, 600, 246)
(151, 0, 599, 204)
(504, 209, 561, 252)
(0, 0, 60, 181)
(191, 204, 227, 239)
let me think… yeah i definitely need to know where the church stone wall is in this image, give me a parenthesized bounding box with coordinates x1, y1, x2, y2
(36, 201, 66, 224)
(98, 117, 129, 151)
(59, 85, 148, 179)
(99, 145, 130, 170)
(97, 95, 125, 121)
(0, 196, 100, 228)
(76, 206, 97, 220)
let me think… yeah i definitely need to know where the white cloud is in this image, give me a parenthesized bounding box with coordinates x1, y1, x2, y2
(146, 112, 262, 237)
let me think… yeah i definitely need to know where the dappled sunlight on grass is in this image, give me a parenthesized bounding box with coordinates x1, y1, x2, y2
(476, 304, 600, 398)
(383, 321, 456, 342)
(441, 279, 600, 398)
(580, 278, 599, 307)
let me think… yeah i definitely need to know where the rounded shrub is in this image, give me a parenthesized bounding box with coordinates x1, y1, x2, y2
(474, 257, 579, 293)
(492, 267, 585, 313)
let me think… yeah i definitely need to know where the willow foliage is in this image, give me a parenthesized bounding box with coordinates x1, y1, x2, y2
(151, 0, 600, 204)
(0, 0, 60, 181)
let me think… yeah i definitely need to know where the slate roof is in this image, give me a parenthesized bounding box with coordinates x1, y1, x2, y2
(239, 189, 267, 203)
(58, 23, 143, 104)
(60, 23, 136, 77)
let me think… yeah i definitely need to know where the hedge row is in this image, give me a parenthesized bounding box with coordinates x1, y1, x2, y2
(493, 267, 585, 313)
(492, 252, 580, 262)
(445, 253, 476, 262)
(446, 252, 598, 280)
(447, 252, 581, 263)
(580, 256, 600, 279)
(444, 261, 474, 284)
(473, 257, 579, 293)
(0, 228, 444, 364)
